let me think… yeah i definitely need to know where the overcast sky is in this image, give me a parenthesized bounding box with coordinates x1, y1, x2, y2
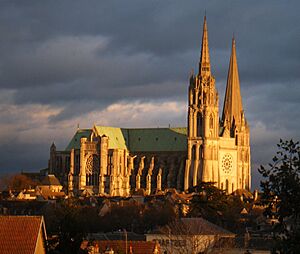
(0, 1, 299, 189)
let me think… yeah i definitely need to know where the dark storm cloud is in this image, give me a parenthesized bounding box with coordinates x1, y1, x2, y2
(0, 0, 299, 189)
(1, 1, 299, 97)
(0, 142, 50, 172)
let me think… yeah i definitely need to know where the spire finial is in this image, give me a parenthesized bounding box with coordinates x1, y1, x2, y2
(199, 15, 211, 76)
(232, 33, 236, 46)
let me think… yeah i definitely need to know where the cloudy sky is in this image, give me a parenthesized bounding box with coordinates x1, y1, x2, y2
(0, 1, 299, 189)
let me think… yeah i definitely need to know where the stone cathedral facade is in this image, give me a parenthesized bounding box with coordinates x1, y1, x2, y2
(184, 17, 251, 192)
(48, 17, 251, 196)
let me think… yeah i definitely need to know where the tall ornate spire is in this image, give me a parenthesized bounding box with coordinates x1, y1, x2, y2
(222, 38, 244, 127)
(199, 16, 211, 76)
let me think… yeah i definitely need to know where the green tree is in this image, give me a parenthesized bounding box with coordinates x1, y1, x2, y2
(258, 139, 300, 253)
(188, 182, 244, 232)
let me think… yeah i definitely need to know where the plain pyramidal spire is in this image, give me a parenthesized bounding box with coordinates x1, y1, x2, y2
(199, 16, 211, 76)
(222, 37, 244, 127)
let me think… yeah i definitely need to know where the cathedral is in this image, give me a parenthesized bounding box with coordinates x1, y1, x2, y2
(48, 17, 251, 196)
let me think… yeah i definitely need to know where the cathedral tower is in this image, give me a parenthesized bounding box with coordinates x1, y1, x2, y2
(184, 19, 251, 193)
(185, 16, 220, 190)
(220, 38, 251, 191)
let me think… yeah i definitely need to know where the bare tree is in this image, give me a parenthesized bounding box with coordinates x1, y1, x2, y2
(148, 218, 235, 254)
(0, 173, 38, 191)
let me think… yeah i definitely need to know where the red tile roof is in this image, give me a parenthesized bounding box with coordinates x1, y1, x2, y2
(95, 240, 160, 254)
(0, 216, 46, 254)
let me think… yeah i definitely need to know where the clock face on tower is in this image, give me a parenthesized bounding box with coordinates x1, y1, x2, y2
(222, 153, 233, 174)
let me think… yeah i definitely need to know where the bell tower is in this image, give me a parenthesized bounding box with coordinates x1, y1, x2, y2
(184, 16, 219, 190)
(221, 38, 251, 191)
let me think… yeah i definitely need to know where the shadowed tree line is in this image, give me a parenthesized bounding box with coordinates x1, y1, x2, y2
(41, 198, 176, 253)
(188, 183, 246, 233)
(259, 139, 300, 254)
(0, 173, 40, 191)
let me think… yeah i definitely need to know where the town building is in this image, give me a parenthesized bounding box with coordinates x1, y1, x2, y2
(80, 240, 161, 254)
(146, 217, 235, 254)
(48, 16, 251, 196)
(0, 216, 47, 254)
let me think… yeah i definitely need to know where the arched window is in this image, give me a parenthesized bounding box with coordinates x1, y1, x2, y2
(75, 155, 80, 175)
(200, 144, 203, 159)
(197, 113, 202, 136)
(85, 154, 100, 186)
(192, 145, 196, 160)
(209, 115, 213, 129)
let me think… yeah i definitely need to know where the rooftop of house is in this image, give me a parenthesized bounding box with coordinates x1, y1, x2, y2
(181, 217, 235, 236)
(36, 189, 66, 200)
(0, 215, 47, 254)
(93, 240, 160, 254)
(87, 231, 146, 241)
(41, 174, 62, 186)
(152, 217, 235, 237)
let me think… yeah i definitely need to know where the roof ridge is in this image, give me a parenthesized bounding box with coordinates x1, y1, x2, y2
(95, 126, 187, 130)
(0, 215, 42, 218)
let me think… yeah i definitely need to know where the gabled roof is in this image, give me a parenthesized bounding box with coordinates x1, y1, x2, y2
(94, 126, 127, 150)
(66, 127, 187, 152)
(155, 217, 235, 237)
(65, 129, 92, 151)
(181, 218, 235, 236)
(41, 174, 61, 186)
(0, 216, 47, 254)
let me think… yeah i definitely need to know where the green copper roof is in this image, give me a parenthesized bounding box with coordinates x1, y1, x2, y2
(126, 127, 187, 152)
(65, 126, 187, 152)
(65, 129, 92, 151)
(94, 126, 127, 150)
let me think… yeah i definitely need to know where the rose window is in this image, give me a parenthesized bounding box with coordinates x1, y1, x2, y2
(222, 154, 233, 174)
